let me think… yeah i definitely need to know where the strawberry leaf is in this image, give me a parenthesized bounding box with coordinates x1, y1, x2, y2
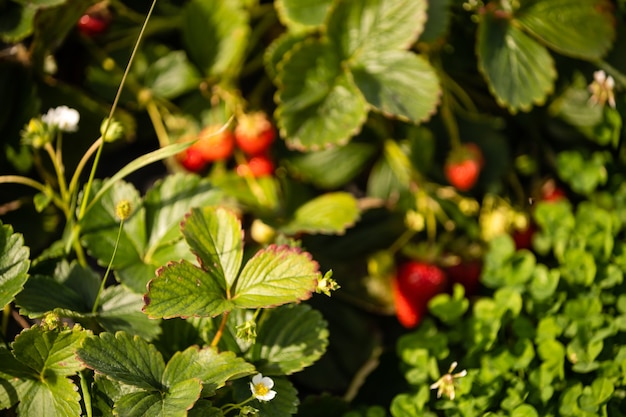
(326, 0, 427, 60)
(274, 0, 333, 32)
(0, 221, 30, 309)
(279, 192, 360, 235)
(516, 0, 615, 60)
(247, 304, 328, 375)
(144, 207, 321, 318)
(477, 11, 556, 113)
(113, 380, 202, 417)
(275, 39, 368, 150)
(232, 244, 320, 308)
(351, 50, 440, 123)
(181, 0, 249, 78)
(162, 347, 255, 396)
(77, 331, 166, 390)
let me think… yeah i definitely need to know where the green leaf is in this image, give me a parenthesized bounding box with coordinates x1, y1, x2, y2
(162, 347, 255, 396)
(77, 331, 166, 390)
(274, 0, 333, 32)
(529, 264, 559, 301)
(0, 3, 36, 43)
(275, 39, 368, 150)
(13, 324, 86, 376)
(181, 206, 243, 291)
(511, 404, 539, 417)
(284, 142, 377, 189)
(419, 0, 451, 43)
(264, 32, 308, 82)
(556, 151, 608, 195)
(144, 260, 232, 318)
(326, 0, 427, 60)
(114, 379, 202, 417)
(578, 377, 614, 410)
(145, 207, 321, 318)
(279, 192, 360, 235)
(181, 0, 249, 77)
(0, 221, 30, 309)
(516, 0, 615, 60)
(144, 50, 202, 99)
(8, 325, 87, 416)
(247, 304, 328, 375)
(98, 285, 162, 340)
(428, 284, 469, 324)
(232, 245, 320, 308)
(17, 376, 82, 417)
(351, 50, 440, 123)
(560, 249, 596, 286)
(477, 11, 556, 113)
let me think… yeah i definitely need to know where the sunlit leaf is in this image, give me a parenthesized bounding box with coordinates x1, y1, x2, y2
(0, 221, 30, 309)
(275, 0, 332, 32)
(279, 192, 360, 235)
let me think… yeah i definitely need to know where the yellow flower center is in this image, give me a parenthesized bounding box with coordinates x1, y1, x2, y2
(254, 383, 270, 396)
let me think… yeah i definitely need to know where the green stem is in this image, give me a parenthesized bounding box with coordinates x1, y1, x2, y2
(221, 396, 256, 415)
(68, 137, 103, 202)
(80, 370, 93, 417)
(0, 175, 65, 212)
(43, 141, 69, 208)
(78, 0, 158, 223)
(145, 100, 180, 173)
(92, 219, 124, 314)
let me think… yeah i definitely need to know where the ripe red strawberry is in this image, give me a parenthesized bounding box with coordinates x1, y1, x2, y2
(234, 112, 275, 155)
(177, 146, 207, 172)
(77, 4, 111, 37)
(195, 125, 235, 162)
(444, 143, 483, 191)
(236, 154, 275, 178)
(445, 260, 482, 296)
(393, 261, 447, 328)
(540, 180, 566, 202)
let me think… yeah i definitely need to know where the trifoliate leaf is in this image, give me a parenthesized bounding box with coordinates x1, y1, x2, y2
(144, 208, 321, 318)
(275, 39, 368, 150)
(326, 0, 427, 60)
(279, 192, 360, 235)
(17, 376, 82, 417)
(477, 10, 556, 113)
(516, 0, 615, 60)
(247, 304, 328, 375)
(351, 50, 440, 123)
(144, 50, 202, 100)
(77, 331, 165, 390)
(0, 221, 30, 309)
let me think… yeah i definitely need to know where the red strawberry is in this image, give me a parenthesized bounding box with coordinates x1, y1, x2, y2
(444, 143, 483, 191)
(445, 260, 482, 296)
(177, 146, 207, 172)
(540, 180, 566, 202)
(512, 224, 536, 250)
(77, 4, 111, 37)
(195, 125, 235, 162)
(234, 111, 275, 155)
(393, 261, 447, 328)
(236, 154, 275, 178)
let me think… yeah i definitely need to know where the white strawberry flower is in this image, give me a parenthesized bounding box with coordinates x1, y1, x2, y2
(42, 106, 80, 132)
(249, 373, 277, 402)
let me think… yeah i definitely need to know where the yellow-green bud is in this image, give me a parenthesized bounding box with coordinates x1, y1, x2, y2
(115, 200, 132, 221)
(100, 118, 124, 143)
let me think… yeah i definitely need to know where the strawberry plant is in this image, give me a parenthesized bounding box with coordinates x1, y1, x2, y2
(1, 0, 626, 416)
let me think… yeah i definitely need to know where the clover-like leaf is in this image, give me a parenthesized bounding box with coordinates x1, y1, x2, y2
(247, 304, 329, 375)
(477, 10, 556, 113)
(351, 50, 440, 123)
(0, 221, 30, 309)
(326, 0, 427, 60)
(275, 39, 368, 150)
(279, 192, 360, 236)
(516, 0, 615, 60)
